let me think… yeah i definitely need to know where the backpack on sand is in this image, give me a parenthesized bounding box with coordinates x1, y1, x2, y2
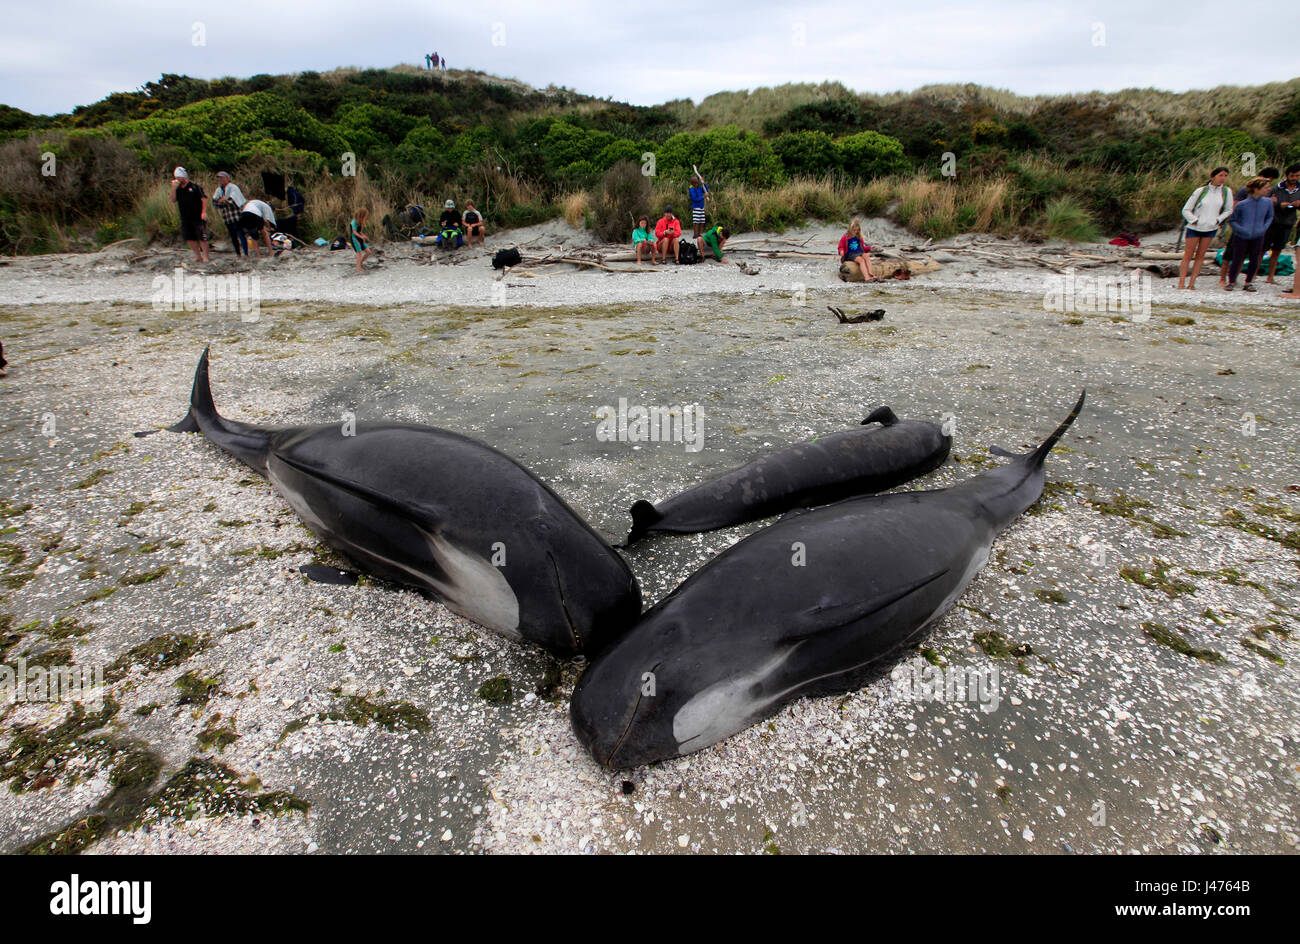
(492, 247, 522, 269)
(678, 241, 701, 265)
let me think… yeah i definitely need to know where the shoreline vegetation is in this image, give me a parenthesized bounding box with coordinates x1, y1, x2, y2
(1, 65, 1298, 254)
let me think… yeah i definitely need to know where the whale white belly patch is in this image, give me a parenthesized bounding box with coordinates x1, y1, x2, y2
(269, 463, 521, 637)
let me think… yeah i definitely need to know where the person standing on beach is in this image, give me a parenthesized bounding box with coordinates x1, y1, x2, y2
(1177, 167, 1232, 290)
(655, 208, 682, 263)
(1224, 177, 1274, 291)
(350, 209, 372, 273)
(1220, 167, 1280, 285)
(688, 170, 710, 239)
(212, 171, 247, 257)
(171, 167, 209, 262)
(1264, 164, 1299, 284)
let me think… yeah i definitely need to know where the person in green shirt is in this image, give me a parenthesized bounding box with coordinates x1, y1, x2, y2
(632, 216, 659, 265)
(700, 225, 730, 263)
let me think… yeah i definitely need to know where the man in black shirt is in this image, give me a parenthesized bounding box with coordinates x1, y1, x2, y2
(171, 167, 209, 262)
(1265, 164, 1299, 284)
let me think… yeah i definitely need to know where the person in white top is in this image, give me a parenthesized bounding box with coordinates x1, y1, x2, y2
(1178, 167, 1233, 290)
(239, 199, 278, 257)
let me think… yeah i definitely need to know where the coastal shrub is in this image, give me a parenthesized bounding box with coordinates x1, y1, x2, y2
(836, 130, 909, 180)
(772, 131, 841, 177)
(656, 126, 786, 188)
(1043, 196, 1101, 242)
(593, 159, 652, 242)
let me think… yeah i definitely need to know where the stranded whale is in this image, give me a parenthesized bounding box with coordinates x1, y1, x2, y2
(626, 406, 950, 543)
(573, 392, 1085, 767)
(169, 348, 640, 657)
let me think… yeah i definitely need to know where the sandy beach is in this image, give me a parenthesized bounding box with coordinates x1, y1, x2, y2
(1, 221, 1297, 854)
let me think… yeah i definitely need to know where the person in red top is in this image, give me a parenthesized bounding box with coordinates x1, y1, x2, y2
(837, 219, 876, 281)
(655, 208, 682, 263)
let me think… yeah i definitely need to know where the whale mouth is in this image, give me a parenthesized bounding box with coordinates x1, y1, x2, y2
(547, 551, 583, 654)
(598, 660, 662, 768)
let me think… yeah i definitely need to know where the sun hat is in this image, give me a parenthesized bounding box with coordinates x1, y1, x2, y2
(173, 167, 188, 179)
(444, 199, 455, 208)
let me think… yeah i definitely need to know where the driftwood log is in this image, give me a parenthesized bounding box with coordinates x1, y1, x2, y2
(839, 258, 941, 282)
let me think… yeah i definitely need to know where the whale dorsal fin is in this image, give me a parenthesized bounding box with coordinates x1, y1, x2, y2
(861, 406, 899, 427)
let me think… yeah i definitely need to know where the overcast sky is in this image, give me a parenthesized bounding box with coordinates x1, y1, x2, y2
(3, 0, 1297, 116)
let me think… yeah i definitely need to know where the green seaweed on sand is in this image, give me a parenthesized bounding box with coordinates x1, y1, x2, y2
(1141, 622, 1224, 663)
(1120, 560, 1195, 597)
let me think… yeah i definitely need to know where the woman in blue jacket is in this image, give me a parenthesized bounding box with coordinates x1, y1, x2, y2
(1225, 177, 1275, 291)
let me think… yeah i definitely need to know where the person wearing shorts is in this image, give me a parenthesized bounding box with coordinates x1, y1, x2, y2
(1264, 165, 1299, 284)
(632, 216, 658, 265)
(350, 209, 372, 273)
(462, 201, 485, 247)
(239, 199, 277, 256)
(837, 219, 876, 281)
(1178, 168, 1233, 290)
(171, 167, 209, 262)
(688, 174, 709, 238)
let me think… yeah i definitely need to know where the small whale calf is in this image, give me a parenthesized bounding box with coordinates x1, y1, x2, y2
(572, 392, 1085, 768)
(626, 406, 950, 543)
(169, 348, 641, 657)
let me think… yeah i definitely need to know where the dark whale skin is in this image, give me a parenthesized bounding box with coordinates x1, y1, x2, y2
(626, 407, 950, 544)
(169, 348, 640, 657)
(573, 392, 1085, 767)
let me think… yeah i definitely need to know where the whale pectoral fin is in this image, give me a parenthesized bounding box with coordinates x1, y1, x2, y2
(989, 444, 1019, 459)
(414, 523, 521, 638)
(300, 564, 360, 586)
(786, 567, 952, 642)
(861, 406, 899, 427)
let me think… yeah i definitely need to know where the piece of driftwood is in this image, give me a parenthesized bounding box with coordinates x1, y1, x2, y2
(838, 258, 941, 282)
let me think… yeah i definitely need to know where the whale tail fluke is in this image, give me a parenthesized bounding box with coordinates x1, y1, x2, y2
(861, 406, 899, 427)
(626, 500, 662, 544)
(1028, 389, 1086, 468)
(168, 347, 274, 475)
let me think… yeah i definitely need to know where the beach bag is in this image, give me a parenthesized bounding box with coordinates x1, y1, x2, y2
(678, 241, 700, 265)
(492, 247, 522, 269)
(436, 226, 462, 249)
(329, 236, 348, 251)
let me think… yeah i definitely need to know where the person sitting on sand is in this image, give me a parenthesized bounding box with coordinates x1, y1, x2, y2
(239, 198, 277, 257)
(838, 219, 876, 281)
(700, 224, 730, 263)
(350, 208, 372, 273)
(462, 201, 485, 246)
(439, 199, 462, 231)
(655, 208, 682, 263)
(1224, 177, 1275, 292)
(1177, 167, 1232, 290)
(171, 167, 210, 263)
(632, 216, 658, 265)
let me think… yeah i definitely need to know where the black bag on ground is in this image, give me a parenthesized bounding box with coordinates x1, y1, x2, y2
(492, 247, 522, 269)
(678, 241, 700, 265)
